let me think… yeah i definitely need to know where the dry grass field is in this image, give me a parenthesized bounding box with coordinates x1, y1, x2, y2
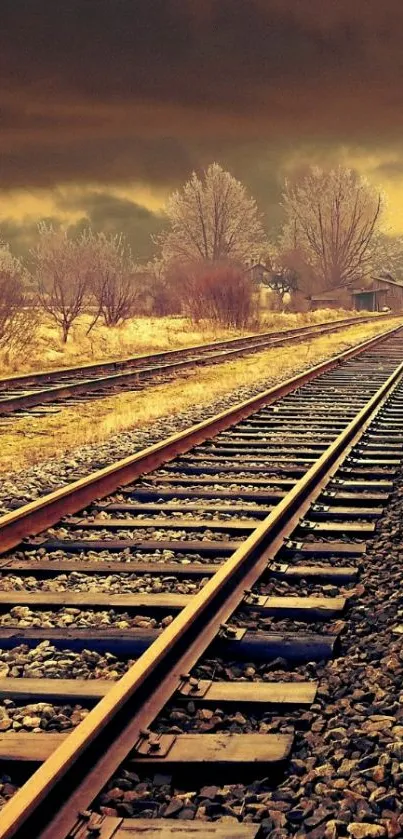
(2, 314, 400, 475)
(0, 308, 359, 375)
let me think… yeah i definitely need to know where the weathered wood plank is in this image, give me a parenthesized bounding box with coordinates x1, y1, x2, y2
(0, 678, 317, 707)
(0, 732, 67, 761)
(282, 540, 366, 556)
(178, 680, 317, 706)
(338, 467, 396, 478)
(330, 479, 393, 490)
(116, 819, 260, 837)
(268, 563, 358, 582)
(0, 591, 345, 620)
(296, 520, 375, 534)
(347, 457, 400, 466)
(0, 591, 191, 610)
(131, 733, 293, 767)
(0, 677, 111, 702)
(0, 627, 338, 660)
(309, 505, 383, 519)
(254, 595, 346, 619)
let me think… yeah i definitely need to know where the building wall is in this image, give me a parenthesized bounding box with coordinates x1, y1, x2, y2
(311, 280, 403, 312)
(310, 288, 353, 310)
(383, 283, 403, 311)
(289, 290, 310, 312)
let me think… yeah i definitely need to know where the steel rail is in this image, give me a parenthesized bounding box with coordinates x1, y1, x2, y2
(1, 326, 403, 839)
(0, 311, 393, 387)
(0, 314, 399, 416)
(0, 322, 402, 553)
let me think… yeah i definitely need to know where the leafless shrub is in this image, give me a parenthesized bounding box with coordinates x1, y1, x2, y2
(85, 232, 144, 330)
(170, 260, 258, 328)
(31, 223, 90, 343)
(0, 244, 39, 362)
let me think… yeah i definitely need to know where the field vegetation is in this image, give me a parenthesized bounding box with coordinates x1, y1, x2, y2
(0, 307, 359, 376)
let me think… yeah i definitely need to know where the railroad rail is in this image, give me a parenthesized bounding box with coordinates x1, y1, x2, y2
(0, 323, 403, 837)
(0, 312, 397, 418)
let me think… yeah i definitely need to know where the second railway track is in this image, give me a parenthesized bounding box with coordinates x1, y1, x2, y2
(0, 313, 397, 419)
(0, 324, 403, 836)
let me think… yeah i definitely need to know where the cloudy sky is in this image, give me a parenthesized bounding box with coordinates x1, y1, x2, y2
(3, 0, 403, 259)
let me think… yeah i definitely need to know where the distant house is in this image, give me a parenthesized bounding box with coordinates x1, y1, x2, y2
(246, 262, 272, 285)
(309, 276, 403, 312)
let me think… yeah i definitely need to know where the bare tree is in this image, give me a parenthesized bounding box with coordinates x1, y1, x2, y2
(280, 167, 383, 290)
(371, 232, 403, 282)
(0, 243, 38, 358)
(31, 223, 90, 342)
(157, 163, 266, 267)
(85, 232, 142, 329)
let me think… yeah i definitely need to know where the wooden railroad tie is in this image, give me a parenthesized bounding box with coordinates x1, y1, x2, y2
(0, 732, 294, 774)
(0, 590, 346, 619)
(0, 678, 318, 706)
(0, 627, 340, 660)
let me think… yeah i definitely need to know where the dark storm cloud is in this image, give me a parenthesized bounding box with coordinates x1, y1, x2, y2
(3, 0, 403, 193)
(57, 191, 166, 260)
(0, 193, 166, 260)
(0, 136, 195, 190)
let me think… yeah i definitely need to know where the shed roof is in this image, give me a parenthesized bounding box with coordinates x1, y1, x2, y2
(311, 276, 403, 301)
(245, 262, 271, 273)
(371, 275, 403, 288)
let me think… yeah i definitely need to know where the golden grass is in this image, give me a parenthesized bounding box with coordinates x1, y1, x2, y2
(2, 316, 401, 476)
(0, 308, 360, 375)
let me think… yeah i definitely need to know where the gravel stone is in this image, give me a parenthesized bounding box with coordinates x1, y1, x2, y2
(0, 641, 133, 679)
(7, 548, 223, 566)
(0, 607, 172, 629)
(0, 572, 207, 595)
(46, 526, 237, 543)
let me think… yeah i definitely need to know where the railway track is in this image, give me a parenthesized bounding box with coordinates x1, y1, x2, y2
(0, 324, 403, 837)
(0, 313, 396, 420)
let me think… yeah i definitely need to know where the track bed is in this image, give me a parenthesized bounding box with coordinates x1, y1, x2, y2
(0, 326, 403, 837)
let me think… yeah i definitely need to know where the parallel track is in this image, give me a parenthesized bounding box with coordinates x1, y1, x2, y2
(0, 324, 403, 837)
(0, 313, 397, 418)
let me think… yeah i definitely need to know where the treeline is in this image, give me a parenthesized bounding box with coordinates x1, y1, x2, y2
(0, 162, 399, 350)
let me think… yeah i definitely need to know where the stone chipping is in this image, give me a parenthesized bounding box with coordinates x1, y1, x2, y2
(92, 466, 403, 837)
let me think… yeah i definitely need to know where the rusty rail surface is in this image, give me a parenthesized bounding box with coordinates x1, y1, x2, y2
(0, 327, 402, 838)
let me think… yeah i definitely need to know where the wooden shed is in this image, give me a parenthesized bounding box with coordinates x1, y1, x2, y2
(310, 276, 403, 312)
